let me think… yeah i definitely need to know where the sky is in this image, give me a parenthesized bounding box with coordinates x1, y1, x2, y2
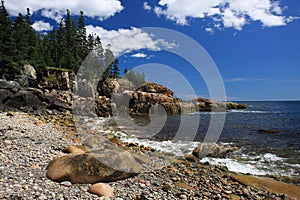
(5, 0, 300, 101)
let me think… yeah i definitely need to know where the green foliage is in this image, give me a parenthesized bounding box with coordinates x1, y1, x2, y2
(46, 66, 72, 72)
(0, 0, 16, 62)
(0, 59, 21, 78)
(123, 69, 146, 87)
(0, 1, 123, 83)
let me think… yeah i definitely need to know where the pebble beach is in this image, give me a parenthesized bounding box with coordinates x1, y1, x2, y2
(0, 111, 299, 200)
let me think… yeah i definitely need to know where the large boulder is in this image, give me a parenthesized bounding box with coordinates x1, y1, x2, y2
(192, 143, 238, 158)
(46, 150, 142, 184)
(23, 64, 37, 80)
(4, 90, 44, 110)
(0, 79, 20, 92)
(0, 89, 14, 102)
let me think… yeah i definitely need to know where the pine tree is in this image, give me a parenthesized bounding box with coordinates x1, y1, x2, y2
(112, 58, 120, 78)
(87, 34, 94, 52)
(42, 28, 57, 67)
(77, 11, 88, 62)
(0, 0, 16, 62)
(102, 46, 114, 79)
(24, 8, 43, 66)
(12, 13, 27, 62)
(56, 20, 66, 68)
(64, 9, 77, 70)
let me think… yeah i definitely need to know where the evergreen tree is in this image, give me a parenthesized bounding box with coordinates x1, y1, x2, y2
(64, 9, 77, 69)
(112, 58, 120, 78)
(102, 46, 114, 80)
(124, 69, 146, 87)
(56, 19, 66, 68)
(24, 8, 44, 67)
(77, 11, 88, 62)
(12, 13, 27, 62)
(42, 28, 57, 67)
(0, 0, 16, 62)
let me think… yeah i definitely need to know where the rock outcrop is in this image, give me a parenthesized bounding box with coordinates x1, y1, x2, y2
(129, 82, 181, 115)
(192, 143, 238, 158)
(0, 79, 72, 113)
(0, 78, 246, 116)
(226, 173, 300, 199)
(101, 81, 246, 116)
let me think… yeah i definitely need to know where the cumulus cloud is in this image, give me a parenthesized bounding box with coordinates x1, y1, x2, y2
(151, 0, 295, 30)
(32, 20, 53, 31)
(86, 25, 176, 56)
(205, 27, 215, 34)
(131, 53, 148, 58)
(143, 2, 151, 11)
(5, 0, 123, 21)
(41, 9, 63, 23)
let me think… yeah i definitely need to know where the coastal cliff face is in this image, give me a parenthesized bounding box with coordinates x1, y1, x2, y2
(95, 80, 246, 116)
(0, 78, 246, 116)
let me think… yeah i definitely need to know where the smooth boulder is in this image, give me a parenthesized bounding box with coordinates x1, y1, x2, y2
(46, 149, 142, 184)
(89, 183, 114, 197)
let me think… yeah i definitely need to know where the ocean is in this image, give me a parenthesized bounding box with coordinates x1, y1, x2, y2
(116, 101, 300, 178)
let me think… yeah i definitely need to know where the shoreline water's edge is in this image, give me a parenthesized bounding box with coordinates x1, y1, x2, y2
(0, 111, 299, 199)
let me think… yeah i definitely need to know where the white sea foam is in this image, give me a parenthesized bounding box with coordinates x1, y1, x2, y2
(228, 110, 267, 113)
(200, 157, 268, 175)
(201, 152, 299, 177)
(95, 118, 299, 178)
(120, 136, 200, 156)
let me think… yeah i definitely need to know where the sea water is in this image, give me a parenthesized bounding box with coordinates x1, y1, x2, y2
(116, 101, 300, 178)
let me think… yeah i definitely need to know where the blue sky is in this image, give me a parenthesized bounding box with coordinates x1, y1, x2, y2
(5, 0, 300, 100)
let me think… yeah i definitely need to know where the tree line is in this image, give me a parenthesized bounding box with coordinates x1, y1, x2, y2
(0, 0, 120, 79)
(0, 0, 146, 87)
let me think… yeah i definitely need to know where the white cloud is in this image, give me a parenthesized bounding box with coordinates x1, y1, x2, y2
(131, 53, 148, 58)
(41, 9, 63, 23)
(143, 2, 151, 11)
(32, 20, 53, 31)
(5, 0, 123, 21)
(225, 77, 267, 83)
(226, 77, 249, 83)
(86, 25, 176, 56)
(205, 27, 214, 34)
(153, 0, 296, 30)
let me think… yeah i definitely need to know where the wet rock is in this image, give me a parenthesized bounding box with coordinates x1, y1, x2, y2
(89, 183, 114, 197)
(192, 143, 238, 158)
(258, 129, 281, 134)
(226, 173, 300, 199)
(184, 154, 200, 162)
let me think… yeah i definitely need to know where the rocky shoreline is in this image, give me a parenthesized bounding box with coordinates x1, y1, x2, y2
(1, 111, 300, 199)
